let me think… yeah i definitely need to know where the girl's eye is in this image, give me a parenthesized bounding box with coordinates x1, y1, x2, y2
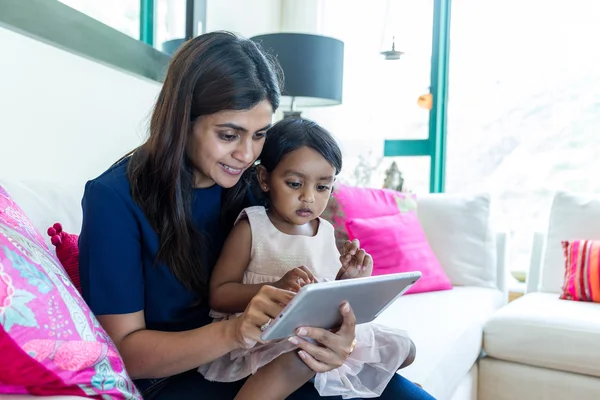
(286, 181, 301, 189)
(218, 132, 238, 141)
(254, 131, 267, 139)
(317, 185, 331, 192)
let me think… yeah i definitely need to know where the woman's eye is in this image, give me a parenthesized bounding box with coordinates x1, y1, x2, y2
(286, 181, 301, 189)
(254, 131, 267, 139)
(218, 132, 238, 141)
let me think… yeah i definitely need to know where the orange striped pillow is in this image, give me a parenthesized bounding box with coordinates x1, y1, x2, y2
(560, 240, 600, 302)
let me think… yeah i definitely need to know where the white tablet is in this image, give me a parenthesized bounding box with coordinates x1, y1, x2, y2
(260, 271, 421, 341)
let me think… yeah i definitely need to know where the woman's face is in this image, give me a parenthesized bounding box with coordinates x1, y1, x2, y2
(188, 100, 273, 188)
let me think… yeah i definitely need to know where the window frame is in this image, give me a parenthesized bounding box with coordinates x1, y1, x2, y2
(1, 0, 170, 82)
(383, 0, 452, 193)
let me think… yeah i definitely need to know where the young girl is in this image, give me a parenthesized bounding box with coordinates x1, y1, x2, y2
(198, 118, 414, 399)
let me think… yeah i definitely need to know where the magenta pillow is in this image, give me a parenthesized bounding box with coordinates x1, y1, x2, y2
(346, 213, 452, 294)
(332, 184, 406, 222)
(0, 185, 141, 398)
(333, 184, 451, 294)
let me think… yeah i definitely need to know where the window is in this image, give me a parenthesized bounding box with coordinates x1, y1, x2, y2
(154, 0, 187, 51)
(58, 0, 140, 39)
(315, 0, 434, 189)
(446, 0, 600, 271)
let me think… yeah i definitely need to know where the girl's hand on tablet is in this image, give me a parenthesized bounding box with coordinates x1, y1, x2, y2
(274, 266, 316, 292)
(336, 239, 373, 280)
(287, 302, 357, 372)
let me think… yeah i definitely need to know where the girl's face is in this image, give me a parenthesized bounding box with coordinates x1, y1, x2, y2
(259, 146, 336, 226)
(187, 100, 273, 188)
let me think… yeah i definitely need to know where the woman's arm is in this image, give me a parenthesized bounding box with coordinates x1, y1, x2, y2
(99, 285, 295, 379)
(98, 312, 239, 379)
(209, 219, 269, 313)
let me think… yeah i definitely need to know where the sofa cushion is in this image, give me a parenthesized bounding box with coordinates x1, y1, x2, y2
(483, 292, 600, 378)
(560, 240, 600, 302)
(375, 286, 504, 399)
(0, 185, 141, 398)
(479, 358, 600, 400)
(540, 191, 600, 293)
(346, 213, 452, 294)
(417, 193, 497, 288)
(0, 179, 84, 247)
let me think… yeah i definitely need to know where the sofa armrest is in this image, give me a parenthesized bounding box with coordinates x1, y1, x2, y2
(526, 232, 546, 293)
(495, 231, 509, 294)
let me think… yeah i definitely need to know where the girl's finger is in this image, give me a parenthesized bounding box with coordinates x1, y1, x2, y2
(343, 240, 354, 254)
(355, 250, 367, 269)
(364, 254, 373, 270)
(335, 265, 350, 280)
(297, 266, 316, 283)
(350, 239, 360, 254)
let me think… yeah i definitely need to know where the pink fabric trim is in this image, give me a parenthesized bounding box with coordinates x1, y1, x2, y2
(0, 326, 86, 397)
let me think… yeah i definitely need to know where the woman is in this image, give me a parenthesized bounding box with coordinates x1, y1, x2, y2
(78, 31, 433, 399)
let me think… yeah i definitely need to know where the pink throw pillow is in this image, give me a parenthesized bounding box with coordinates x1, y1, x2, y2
(332, 184, 407, 222)
(0, 185, 141, 398)
(560, 240, 600, 303)
(346, 213, 452, 294)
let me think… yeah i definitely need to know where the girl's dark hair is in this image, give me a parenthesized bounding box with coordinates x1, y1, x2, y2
(259, 117, 342, 174)
(125, 31, 283, 298)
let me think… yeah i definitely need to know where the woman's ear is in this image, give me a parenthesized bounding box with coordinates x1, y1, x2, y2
(256, 165, 270, 192)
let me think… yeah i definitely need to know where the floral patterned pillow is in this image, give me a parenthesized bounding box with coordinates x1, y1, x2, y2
(0, 185, 141, 399)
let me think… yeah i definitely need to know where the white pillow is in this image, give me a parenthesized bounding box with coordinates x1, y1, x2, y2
(540, 191, 600, 293)
(0, 178, 84, 247)
(417, 193, 497, 288)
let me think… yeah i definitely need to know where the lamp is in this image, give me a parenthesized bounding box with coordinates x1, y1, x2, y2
(381, 36, 404, 60)
(251, 33, 344, 118)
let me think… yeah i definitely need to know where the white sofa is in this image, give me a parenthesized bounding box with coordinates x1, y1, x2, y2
(480, 192, 600, 400)
(0, 177, 508, 400)
(374, 193, 507, 400)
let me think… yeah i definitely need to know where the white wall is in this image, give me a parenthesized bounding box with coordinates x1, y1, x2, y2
(0, 27, 161, 187)
(205, 0, 282, 38)
(280, 0, 323, 34)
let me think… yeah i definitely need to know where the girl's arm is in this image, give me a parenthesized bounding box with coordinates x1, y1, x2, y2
(209, 219, 270, 313)
(210, 220, 316, 314)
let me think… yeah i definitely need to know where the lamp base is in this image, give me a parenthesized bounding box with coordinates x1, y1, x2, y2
(283, 110, 303, 119)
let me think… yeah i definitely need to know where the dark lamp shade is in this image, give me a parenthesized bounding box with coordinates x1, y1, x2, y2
(251, 33, 344, 108)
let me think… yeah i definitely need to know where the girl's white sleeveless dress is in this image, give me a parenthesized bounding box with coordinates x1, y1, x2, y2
(198, 206, 412, 398)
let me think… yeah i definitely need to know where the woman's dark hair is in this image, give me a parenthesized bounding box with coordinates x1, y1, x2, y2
(259, 117, 342, 175)
(125, 31, 283, 298)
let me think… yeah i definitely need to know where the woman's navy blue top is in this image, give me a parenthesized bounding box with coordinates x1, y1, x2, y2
(78, 158, 228, 392)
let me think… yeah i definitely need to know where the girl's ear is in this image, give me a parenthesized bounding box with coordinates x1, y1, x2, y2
(256, 165, 270, 192)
